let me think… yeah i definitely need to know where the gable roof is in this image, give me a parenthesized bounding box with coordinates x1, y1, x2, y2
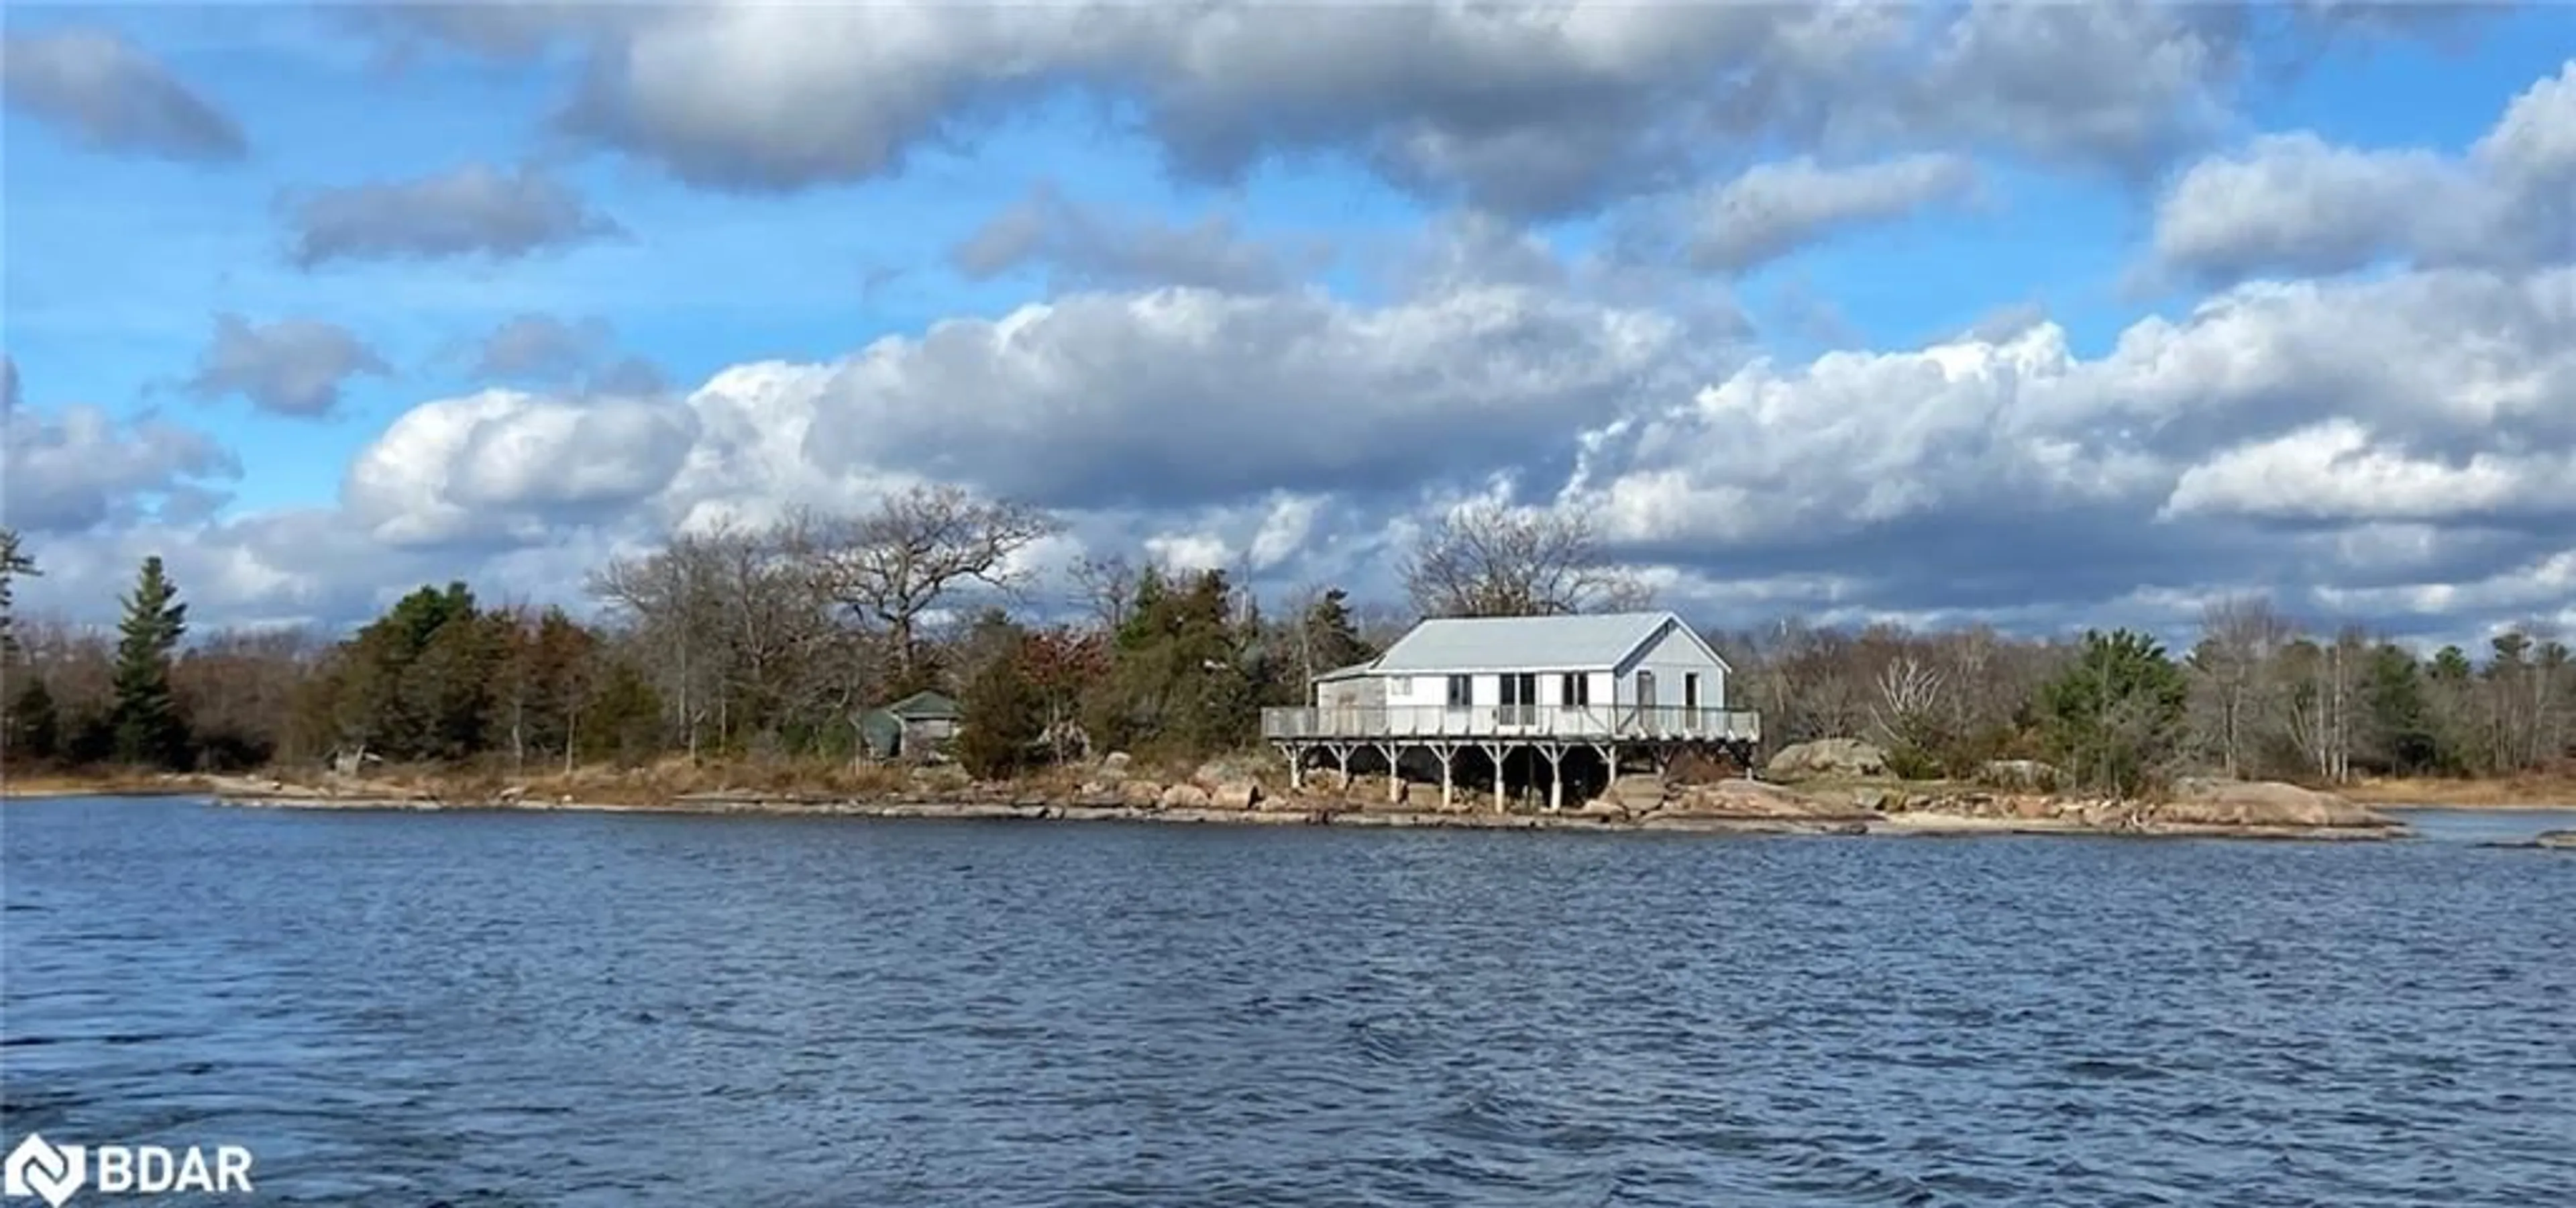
(873, 690, 961, 719)
(1368, 611, 1727, 675)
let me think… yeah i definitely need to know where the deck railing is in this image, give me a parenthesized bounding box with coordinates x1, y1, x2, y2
(1261, 703, 1761, 743)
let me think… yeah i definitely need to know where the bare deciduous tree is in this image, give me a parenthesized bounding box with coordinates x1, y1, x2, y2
(589, 530, 729, 756)
(2188, 595, 2296, 779)
(792, 485, 1063, 686)
(1399, 502, 1651, 619)
(1067, 553, 1146, 634)
(1870, 654, 1946, 751)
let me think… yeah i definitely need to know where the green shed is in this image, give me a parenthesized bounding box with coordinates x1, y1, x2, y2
(858, 690, 963, 761)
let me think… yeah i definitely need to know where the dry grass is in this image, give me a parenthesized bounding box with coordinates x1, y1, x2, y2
(390, 756, 932, 806)
(0, 769, 203, 799)
(2339, 774, 2576, 809)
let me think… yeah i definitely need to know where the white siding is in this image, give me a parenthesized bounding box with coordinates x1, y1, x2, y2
(1356, 668, 1607, 711)
(1316, 676, 1387, 711)
(1612, 620, 1728, 709)
(1532, 670, 1611, 707)
(1383, 674, 1442, 708)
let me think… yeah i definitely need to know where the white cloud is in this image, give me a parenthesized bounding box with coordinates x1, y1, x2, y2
(1, 404, 240, 534)
(369, 0, 2471, 215)
(1556, 264, 2576, 624)
(342, 388, 700, 548)
(23, 248, 2571, 647)
(2151, 60, 2576, 282)
(2161, 419, 2575, 525)
(793, 283, 1708, 511)
(9, 37, 2568, 650)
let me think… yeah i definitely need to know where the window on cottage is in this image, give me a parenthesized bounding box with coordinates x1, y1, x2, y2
(1685, 673, 1701, 711)
(1562, 672, 1589, 706)
(1446, 674, 1472, 707)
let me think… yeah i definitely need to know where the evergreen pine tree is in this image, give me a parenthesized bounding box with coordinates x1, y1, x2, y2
(110, 555, 190, 768)
(1303, 587, 1377, 672)
(2039, 628, 2188, 797)
(0, 527, 36, 661)
(5, 675, 58, 763)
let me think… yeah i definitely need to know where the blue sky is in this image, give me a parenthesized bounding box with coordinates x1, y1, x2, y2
(3, 2, 2572, 646)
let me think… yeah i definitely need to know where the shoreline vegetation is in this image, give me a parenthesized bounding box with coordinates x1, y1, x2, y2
(5, 503, 2571, 839)
(10, 758, 2572, 842)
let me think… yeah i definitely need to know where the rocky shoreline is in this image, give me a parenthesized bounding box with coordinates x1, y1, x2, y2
(205, 760, 2415, 842)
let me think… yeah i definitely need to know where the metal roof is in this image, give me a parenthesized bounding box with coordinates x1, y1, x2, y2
(869, 690, 961, 719)
(1369, 611, 1699, 674)
(1313, 660, 1380, 683)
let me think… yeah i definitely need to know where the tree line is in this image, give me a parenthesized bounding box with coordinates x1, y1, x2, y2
(1, 496, 2568, 795)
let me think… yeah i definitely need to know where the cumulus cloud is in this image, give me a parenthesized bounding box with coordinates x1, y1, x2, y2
(184, 315, 391, 418)
(1560, 266, 2576, 627)
(248, 247, 2563, 640)
(342, 388, 701, 549)
(15, 12, 2568, 654)
(282, 163, 624, 268)
(341, 0, 2475, 217)
(2151, 60, 2576, 283)
(1, 28, 246, 162)
(2161, 419, 2576, 527)
(951, 185, 1321, 294)
(19, 248, 2573, 646)
(2, 405, 240, 534)
(794, 283, 1710, 511)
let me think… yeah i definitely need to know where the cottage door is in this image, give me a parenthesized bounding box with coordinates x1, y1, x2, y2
(1634, 670, 1657, 735)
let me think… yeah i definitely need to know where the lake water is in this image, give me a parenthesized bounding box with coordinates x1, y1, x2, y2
(5, 797, 2572, 1206)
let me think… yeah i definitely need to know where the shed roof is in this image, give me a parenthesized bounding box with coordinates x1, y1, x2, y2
(873, 690, 961, 719)
(1371, 611, 1716, 674)
(1313, 660, 1380, 683)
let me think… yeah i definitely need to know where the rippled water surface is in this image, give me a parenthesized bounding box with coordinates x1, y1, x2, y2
(6, 798, 2573, 1206)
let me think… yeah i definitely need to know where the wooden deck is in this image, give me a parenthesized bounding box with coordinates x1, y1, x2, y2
(1260, 704, 1762, 744)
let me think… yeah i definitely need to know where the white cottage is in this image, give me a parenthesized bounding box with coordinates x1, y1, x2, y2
(1298, 611, 1739, 731)
(1263, 611, 1760, 809)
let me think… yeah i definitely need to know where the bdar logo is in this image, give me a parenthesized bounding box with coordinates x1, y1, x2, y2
(2, 1134, 251, 1205)
(3, 1134, 85, 1208)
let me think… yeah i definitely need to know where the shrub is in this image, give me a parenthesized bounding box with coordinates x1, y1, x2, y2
(957, 638, 1042, 779)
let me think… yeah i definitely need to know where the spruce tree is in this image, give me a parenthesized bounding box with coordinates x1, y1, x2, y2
(110, 555, 190, 768)
(5, 675, 58, 764)
(1302, 587, 1377, 673)
(0, 527, 36, 660)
